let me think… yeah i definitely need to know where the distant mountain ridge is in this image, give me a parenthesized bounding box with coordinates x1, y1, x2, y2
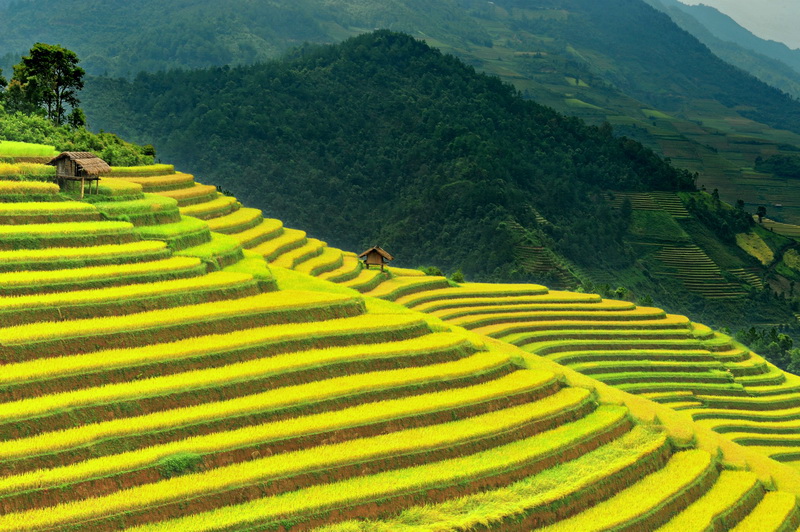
(646, 0, 800, 98)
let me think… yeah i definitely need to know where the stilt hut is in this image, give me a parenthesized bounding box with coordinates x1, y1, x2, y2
(359, 246, 394, 272)
(47, 152, 111, 198)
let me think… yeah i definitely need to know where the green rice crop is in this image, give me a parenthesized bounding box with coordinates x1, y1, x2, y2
(136, 216, 208, 240)
(0, 140, 58, 158)
(205, 207, 262, 233)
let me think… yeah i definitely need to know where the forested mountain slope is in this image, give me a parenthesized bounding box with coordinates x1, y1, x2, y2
(83, 32, 800, 332)
(9, 0, 800, 224)
(84, 31, 692, 279)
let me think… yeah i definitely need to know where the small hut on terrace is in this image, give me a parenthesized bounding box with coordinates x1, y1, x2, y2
(47, 152, 111, 198)
(359, 246, 394, 272)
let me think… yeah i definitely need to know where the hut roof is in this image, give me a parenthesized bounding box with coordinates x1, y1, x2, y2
(47, 152, 111, 176)
(358, 246, 394, 261)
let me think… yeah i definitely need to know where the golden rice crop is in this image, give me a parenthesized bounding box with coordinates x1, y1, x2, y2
(0, 370, 562, 494)
(294, 247, 344, 275)
(656, 471, 759, 531)
(436, 302, 661, 321)
(0, 313, 427, 385)
(731, 492, 799, 531)
(113, 173, 195, 188)
(0, 241, 167, 263)
(0, 256, 201, 287)
(206, 207, 262, 232)
(158, 184, 217, 200)
(313, 425, 667, 532)
(536, 450, 712, 531)
(0, 180, 59, 194)
(0, 350, 508, 459)
(0, 349, 506, 423)
(179, 195, 238, 217)
(247, 225, 301, 250)
(0, 163, 56, 177)
(124, 406, 633, 532)
(0, 220, 133, 236)
(0, 201, 96, 214)
(0, 270, 251, 311)
(541, 450, 712, 532)
(0, 405, 626, 530)
(0, 290, 358, 343)
(108, 164, 175, 176)
(396, 283, 551, 307)
(271, 238, 324, 268)
(363, 276, 451, 299)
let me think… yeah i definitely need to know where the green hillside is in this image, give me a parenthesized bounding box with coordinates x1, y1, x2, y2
(80, 31, 800, 333)
(2, 145, 800, 529)
(7, 0, 800, 227)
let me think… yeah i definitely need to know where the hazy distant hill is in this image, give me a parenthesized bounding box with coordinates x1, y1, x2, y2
(0, 0, 488, 77)
(647, 0, 800, 99)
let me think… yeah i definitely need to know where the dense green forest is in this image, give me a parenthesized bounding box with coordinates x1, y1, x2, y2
(0, 108, 153, 165)
(84, 31, 694, 278)
(5, 0, 800, 138)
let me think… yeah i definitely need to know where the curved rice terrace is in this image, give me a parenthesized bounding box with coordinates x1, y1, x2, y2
(2, 162, 800, 530)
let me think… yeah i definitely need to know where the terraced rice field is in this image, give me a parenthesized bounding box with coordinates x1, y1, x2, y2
(655, 245, 747, 299)
(2, 165, 800, 529)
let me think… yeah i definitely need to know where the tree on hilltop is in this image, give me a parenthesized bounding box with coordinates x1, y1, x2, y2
(7, 43, 85, 127)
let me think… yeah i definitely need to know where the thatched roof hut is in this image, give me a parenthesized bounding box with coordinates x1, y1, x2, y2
(359, 246, 394, 271)
(47, 152, 111, 197)
(48, 152, 111, 176)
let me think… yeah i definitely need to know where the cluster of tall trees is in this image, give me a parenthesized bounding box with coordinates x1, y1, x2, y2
(0, 44, 153, 166)
(0, 43, 85, 127)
